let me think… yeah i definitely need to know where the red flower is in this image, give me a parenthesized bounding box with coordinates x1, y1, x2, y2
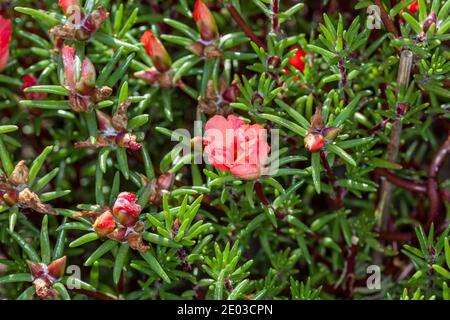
(27, 257, 67, 299)
(112, 192, 142, 227)
(58, 0, 79, 14)
(93, 211, 116, 236)
(0, 15, 12, 72)
(408, 1, 419, 14)
(141, 31, 172, 73)
(304, 133, 325, 152)
(193, 0, 218, 41)
(288, 48, 306, 73)
(20, 75, 48, 100)
(204, 115, 270, 180)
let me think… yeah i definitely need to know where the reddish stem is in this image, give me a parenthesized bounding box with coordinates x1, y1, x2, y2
(427, 134, 450, 225)
(226, 4, 267, 50)
(373, 0, 399, 38)
(374, 168, 427, 193)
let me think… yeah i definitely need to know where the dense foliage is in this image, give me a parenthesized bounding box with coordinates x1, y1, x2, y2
(0, 0, 449, 300)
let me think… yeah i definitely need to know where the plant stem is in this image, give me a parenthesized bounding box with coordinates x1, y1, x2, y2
(226, 3, 267, 50)
(375, 50, 413, 227)
(271, 0, 279, 34)
(374, 168, 427, 193)
(373, 0, 399, 38)
(427, 134, 450, 226)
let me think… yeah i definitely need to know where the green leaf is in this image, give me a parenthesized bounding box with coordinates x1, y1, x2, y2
(0, 273, 32, 285)
(140, 252, 171, 283)
(0, 125, 18, 134)
(69, 232, 100, 248)
(326, 144, 357, 166)
(311, 152, 322, 194)
(84, 240, 118, 266)
(7, 230, 40, 262)
(40, 215, 51, 264)
(29, 146, 53, 186)
(113, 243, 129, 285)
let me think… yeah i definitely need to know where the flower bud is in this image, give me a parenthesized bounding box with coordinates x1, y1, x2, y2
(223, 83, 239, 103)
(1, 190, 18, 206)
(193, 0, 218, 41)
(95, 110, 113, 131)
(47, 256, 67, 280)
(62, 45, 76, 89)
(112, 192, 141, 227)
(76, 7, 109, 40)
(93, 211, 116, 236)
(75, 57, 96, 93)
(0, 15, 12, 72)
(20, 75, 48, 100)
(322, 127, 341, 141)
(9, 160, 29, 185)
(304, 133, 325, 152)
(422, 11, 436, 33)
(157, 172, 175, 191)
(141, 31, 172, 73)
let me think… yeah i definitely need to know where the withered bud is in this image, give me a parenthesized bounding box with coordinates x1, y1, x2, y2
(9, 160, 29, 185)
(268, 55, 281, 69)
(322, 127, 341, 141)
(422, 12, 436, 33)
(310, 108, 324, 130)
(127, 232, 150, 253)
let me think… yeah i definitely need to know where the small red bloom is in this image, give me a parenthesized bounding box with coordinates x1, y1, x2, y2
(112, 192, 142, 227)
(304, 133, 325, 152)
(0, 15, 12, 72)
(58, 0, 79, 14)
(20, 75, 48, 100)
(93, 211, 116, 236)
(193, 0, 218, 41)
(141, 31, 172, 73)
(288, 48, 306, 73)
(204, 115, 270, 180)
(408, 1, 419, 14)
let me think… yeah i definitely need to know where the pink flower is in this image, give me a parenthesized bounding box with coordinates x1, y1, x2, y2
(93, 211, 116, 236)
(193, 0, 218, 41)
(141, 31, 172, 73)
(112, 192, 141, 227)
(0, 15, 12, 72)
(58, 0, 79, 14)
(204, 115, 270, 180)
(20, 75, 48, 100)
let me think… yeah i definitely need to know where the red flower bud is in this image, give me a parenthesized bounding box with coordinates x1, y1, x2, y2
(58, 0, 80, 14)
(0, 15, 12, 72)
(304, 133, 325, 152)
(62, 45, 76, 89)
(20, 75, 48, 100)
(408, 1, 419, 14)
(193, 0, 218, 41)
(93, 211, 116, 236)
(112, 192, 141, 227)
(76, 57, 97, 93)
(47, 256, 67, 280)
(141, 31, 172, 73)
(288, 48, 306, 73)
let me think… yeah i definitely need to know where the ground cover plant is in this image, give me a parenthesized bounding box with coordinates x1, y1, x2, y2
(0, 0, 449, 300)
